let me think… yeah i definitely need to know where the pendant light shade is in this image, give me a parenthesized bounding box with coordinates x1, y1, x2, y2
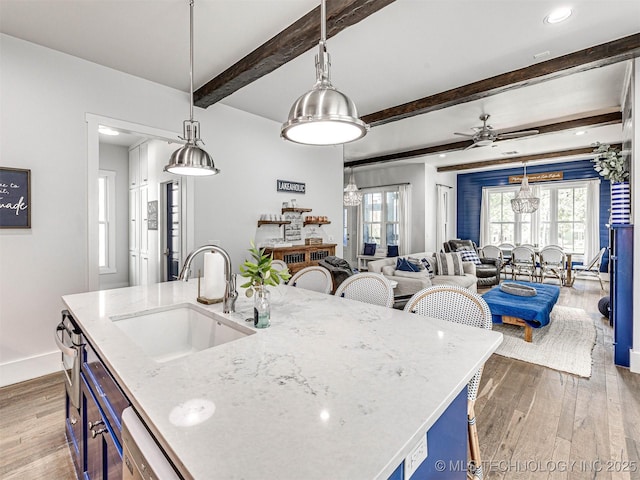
(165, 0, 219, 176)
(343, 169, 362, 206)
(511, 163, 539, 214)
(281, 0, 368, 145)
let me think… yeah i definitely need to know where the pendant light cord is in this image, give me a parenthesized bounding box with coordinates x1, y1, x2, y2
(189, 0, 194, 123)
(321, 0, 326, 42)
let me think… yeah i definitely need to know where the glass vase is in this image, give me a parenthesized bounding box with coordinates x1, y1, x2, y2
(253, 286, 271, 328)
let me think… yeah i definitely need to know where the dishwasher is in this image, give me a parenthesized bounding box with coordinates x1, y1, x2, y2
(121, 407, 180, 480)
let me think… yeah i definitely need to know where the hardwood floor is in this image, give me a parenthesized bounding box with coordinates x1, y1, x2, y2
(476, 278, 640, 480)
(0, 278, 637, 480)
(0, 371, 76, 479)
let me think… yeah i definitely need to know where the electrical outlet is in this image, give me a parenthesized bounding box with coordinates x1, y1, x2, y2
(404, 434, 428, 479)
(328, 235, 334, 242)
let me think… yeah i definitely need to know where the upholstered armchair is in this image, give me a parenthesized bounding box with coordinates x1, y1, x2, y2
(443, 239, 501, 287)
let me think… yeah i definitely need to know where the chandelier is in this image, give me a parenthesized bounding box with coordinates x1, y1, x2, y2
(511, 163, 539, 214)
(343, 170, 362, 206)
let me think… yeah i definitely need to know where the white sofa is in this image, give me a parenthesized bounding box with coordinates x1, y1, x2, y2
(367, 252, 477, 296)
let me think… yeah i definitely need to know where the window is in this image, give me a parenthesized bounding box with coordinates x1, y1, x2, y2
(361, 187, 400, 251)
(482, 180, 594, 255)
(98, 170, 116, 274)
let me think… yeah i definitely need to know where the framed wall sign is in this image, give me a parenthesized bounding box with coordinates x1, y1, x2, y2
(277, 179, 306, 194)
(147, 200, 158, 230)
(0, 167, 31, 228)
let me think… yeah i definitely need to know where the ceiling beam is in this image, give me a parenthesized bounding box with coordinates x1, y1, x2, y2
(193, 0, 396, 108)
(344, 111, 622, 168)
(362, 33, 640, 126)
(436, 143, 622, 173)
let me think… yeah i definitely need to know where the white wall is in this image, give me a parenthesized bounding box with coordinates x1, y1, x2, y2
(0, 34, 341, 386)
(98, 143, 129, 290)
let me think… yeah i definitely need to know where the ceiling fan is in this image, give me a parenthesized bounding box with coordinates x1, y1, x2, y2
(454, 114, 539, 150)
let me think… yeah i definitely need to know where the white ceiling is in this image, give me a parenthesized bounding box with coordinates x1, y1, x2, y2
(1, 0, 638, 169)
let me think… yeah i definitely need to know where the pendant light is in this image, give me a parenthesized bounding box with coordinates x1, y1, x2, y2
(511, 163, 539, 214)
(165, 0, 220, 176)
(343, 168, 362, 206)
(281, 0, 368, 145)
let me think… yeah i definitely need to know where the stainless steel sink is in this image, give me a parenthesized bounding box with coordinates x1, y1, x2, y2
(111, 304, 254, 363)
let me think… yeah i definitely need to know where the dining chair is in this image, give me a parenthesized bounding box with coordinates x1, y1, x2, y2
(271, 259, 289, 273)
(288, 266, 333, 294)
(572, 247, 607, 290)
(481, 245, 507, 279)
(510, 245, 536, 281)
(403, 285, 492, 480)
(539, 246, 566, 285)
(334, 273, 394, 307)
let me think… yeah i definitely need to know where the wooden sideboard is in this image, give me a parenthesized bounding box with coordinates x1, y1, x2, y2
(264, 244, 336, 274)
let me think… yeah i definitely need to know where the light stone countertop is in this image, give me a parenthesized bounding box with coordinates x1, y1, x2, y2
(62, 281, 502, 480)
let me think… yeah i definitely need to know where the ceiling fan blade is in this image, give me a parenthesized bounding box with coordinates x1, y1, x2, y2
(464, 143, 478, 151)
(496, 129, 539, 140)
(454, 132, 474, 137)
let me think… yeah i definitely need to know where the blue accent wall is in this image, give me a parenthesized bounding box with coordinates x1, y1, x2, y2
(456, 159, 610, 269)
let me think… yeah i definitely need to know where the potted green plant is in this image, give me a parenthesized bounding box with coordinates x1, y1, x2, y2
(592, 143, 629, 183)
(239, 242, 291, 328)
(592, 143, 631, 224)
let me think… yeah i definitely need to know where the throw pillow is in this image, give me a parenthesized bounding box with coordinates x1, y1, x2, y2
(407, 256, 425, 271)
(381, 265, 395, 276)
(458, 249, 482, 265)
(396, 257, 420, 272)
(387, 245, 399, 257)
(436, 252, 465, 276)
(420, 257, 436, 279)
(363, 243, 376, 256)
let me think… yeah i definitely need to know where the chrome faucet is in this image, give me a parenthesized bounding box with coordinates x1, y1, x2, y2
(178, 245, 238, 314)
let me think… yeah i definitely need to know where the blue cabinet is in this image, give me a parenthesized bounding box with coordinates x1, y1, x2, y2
(610, 225, 634, 367)
(388, 387, 467, 479)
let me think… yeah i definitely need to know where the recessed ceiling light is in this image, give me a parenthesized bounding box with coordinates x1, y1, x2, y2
(575, 130, 587, 136)
(544, 7, 572, 24)
(502, 151, 519, 156)
(439, 153, 446, 158)
(99, 126, 119, 136)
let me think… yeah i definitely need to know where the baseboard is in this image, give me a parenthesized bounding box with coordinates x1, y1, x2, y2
(630, 349, 640, 374)
(0, 351, 61, 387)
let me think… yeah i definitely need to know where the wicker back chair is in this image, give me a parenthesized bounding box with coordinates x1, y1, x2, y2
(271, 260, 289, 275)
(509, 245, 536, 281)
(539, 246, 566, 285)
(289, 266, 333, 294)
(573, 247, 606, 290)
(481, 245, 506, 279)
(403, 285, 492, 480)
(334, 273, 394, 307)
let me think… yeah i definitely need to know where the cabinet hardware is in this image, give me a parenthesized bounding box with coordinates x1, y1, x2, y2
(91, 427, 107, 438)
(88, 419, 104, 429)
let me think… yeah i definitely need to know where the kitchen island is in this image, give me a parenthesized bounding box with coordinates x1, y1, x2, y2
(62, 281, 502, 479)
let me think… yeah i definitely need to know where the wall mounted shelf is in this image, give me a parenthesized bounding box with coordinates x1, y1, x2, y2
(257, 220, 291, 227)
(303, 221, 331, 227)
(282, 207, 312, 214)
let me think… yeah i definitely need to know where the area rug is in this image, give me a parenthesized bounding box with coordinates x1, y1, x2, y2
(492, 305, 596, 377)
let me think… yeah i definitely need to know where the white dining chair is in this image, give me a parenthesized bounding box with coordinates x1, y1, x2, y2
(271, 259, 289, 275)
(288, 266, 333, 294)
(334, 273, 394, 307)
(404, 285, 492, 480)
(510, 245, 536, 281)
(481, 245, 506, 279)
(539, 246, 566, 285)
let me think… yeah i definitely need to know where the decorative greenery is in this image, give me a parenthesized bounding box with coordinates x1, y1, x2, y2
(239, 241, 291, 296)
(592, 143, 629, 183)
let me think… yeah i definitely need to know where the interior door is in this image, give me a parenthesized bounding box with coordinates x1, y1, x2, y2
(165, 181, 181, 281)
